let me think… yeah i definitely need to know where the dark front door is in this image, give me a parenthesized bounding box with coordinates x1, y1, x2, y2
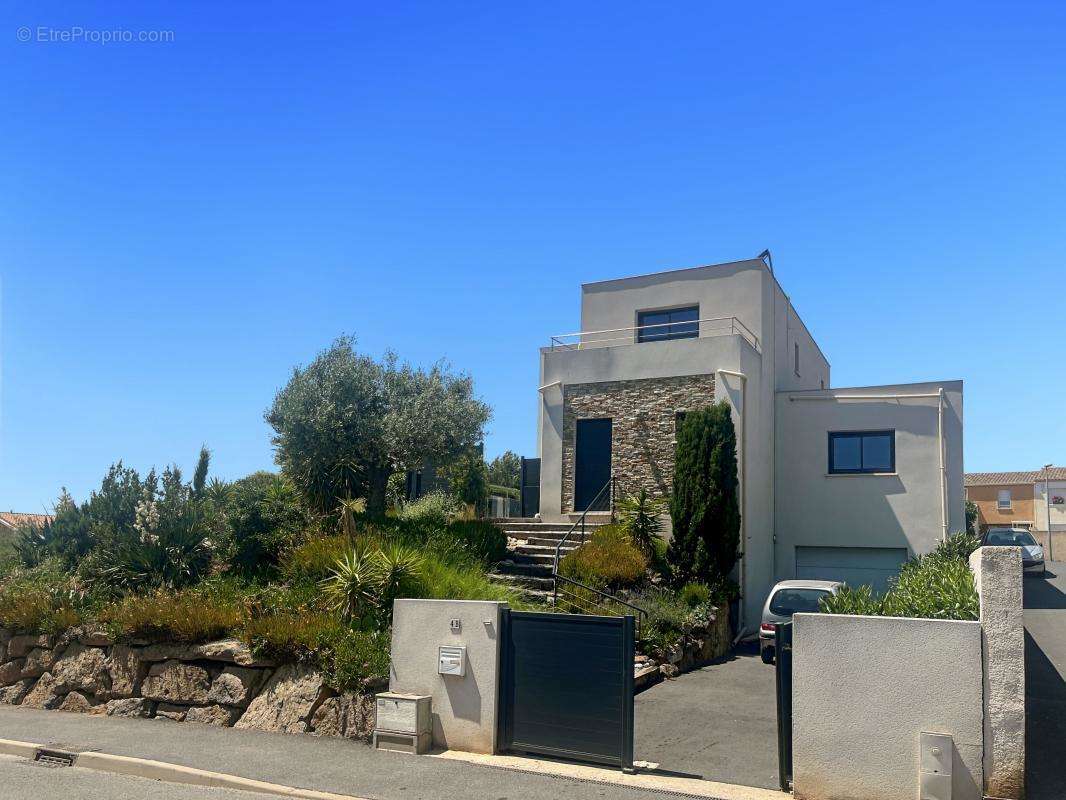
(574, 418, 612, 512)
(498, 610, 635, 768)
(520, 457, 540, 518)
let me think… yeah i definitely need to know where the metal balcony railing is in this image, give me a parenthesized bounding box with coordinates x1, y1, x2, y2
(549, 316, 759, 352)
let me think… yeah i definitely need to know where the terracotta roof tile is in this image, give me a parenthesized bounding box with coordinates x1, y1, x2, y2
(0, 512, 54, 530)
(965, 468, 1066, 487)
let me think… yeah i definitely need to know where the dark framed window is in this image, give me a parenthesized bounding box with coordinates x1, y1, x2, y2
(636, 306, 699, 343)
(828, 430, 895, 474)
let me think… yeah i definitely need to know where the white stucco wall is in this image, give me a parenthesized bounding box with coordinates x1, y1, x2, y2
(774, 381, 965, 581)
(970, 546, 1025, 799)
(389, 599, 507, 754)
(792, 612, 983, 800)
(579, 259, 766, 346)
(1033, 480, 1066, 531)
(537, 334, 748, 520)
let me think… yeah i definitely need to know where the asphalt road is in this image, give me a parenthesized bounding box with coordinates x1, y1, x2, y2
(634, 642, 778, 790)
(0, 705, 685, 800)
(1023, 560, 1066, 800)
(0, 753, 283, 800)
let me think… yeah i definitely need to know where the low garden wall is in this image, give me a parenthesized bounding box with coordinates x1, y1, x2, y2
(0, 626, 383, 740)
(792, 545, 1024, 800)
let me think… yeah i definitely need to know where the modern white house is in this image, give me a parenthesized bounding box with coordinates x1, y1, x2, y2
(535, 255, 964, 634)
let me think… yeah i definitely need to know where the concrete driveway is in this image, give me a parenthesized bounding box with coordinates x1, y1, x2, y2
(634, 642, 779, 790)
(1023, 561, 1066, 800)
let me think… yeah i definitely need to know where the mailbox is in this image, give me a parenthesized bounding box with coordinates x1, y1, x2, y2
(438, 645, 466, 677)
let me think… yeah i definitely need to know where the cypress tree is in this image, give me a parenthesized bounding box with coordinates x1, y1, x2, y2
(667, 401, 741, 585)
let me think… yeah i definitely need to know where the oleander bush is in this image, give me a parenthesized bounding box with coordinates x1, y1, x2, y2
(820, 532, 980, 621)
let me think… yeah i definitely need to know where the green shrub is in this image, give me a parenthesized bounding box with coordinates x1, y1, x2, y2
(219, 472, 308, 577)
(242, 612, 389, 691)
(882, 555, 979, 620)
(558, 525, 648, 590)
(0, 561, 97, 633)
(419, 555, 521, 603)
(101, 590, 246, 643)
(398, 492, 461, 527)
(616, 488, 666, 557)
(931, 531, 981, 563)
(282, 534, 351, 582)
(668, 402, 740, 585)
(679, 581, 711, 608)
(819, 543, 979, 621)
(425, 520, 507, 566)
(819, 584, 882, 616)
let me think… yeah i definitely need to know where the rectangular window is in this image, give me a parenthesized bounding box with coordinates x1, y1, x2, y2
(637, 306, 699, 343)
(997, 490, 1012, 511)
(828, 431, 895, 474)
(794, 342, 800, 376)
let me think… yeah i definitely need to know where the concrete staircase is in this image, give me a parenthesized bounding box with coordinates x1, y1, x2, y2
(487, 519, 606, 602)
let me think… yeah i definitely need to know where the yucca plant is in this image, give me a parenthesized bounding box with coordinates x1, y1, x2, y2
(374, 542, 424, 618)
(320, 550, 382, 625)
(616, 488, 666, 557)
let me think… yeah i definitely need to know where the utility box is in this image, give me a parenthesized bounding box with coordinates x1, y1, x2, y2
(919, 731, 953, 800)
(373, 693, 432, 754)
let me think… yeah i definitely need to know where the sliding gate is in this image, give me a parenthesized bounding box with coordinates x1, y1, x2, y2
(497, 610, 634, 769)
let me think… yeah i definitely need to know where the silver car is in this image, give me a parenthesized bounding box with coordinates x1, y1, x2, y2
(982, 527, 1046, 576)
(759, 579, 843, 664)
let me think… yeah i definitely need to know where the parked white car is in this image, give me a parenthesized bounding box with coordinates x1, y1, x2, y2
(759, 579, 843, 664)
(982, 527, 1046, 576)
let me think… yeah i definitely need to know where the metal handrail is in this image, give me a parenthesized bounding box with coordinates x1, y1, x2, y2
(554, 574, 648, 640)
(550, 316, 760, 352)
(550, 477, 649, 639)
(552, 477, 614, 574)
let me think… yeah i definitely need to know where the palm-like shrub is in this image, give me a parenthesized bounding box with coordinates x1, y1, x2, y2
(616, 488, 666, 557)
(320, 550, 383, 624)
(375, 542, 425, 613)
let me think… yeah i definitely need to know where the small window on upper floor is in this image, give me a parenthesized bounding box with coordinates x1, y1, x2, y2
(997, 490, 1012, 511)
(828, 430, 895, 474)
(794, 342, 800, 376)
(637, 306, 699, 343)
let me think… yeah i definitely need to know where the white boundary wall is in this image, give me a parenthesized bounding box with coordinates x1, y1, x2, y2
(792, 546, 1025, 800)
(390, 599, 507, 754)
(792, 613, 983, 800)
(969, 546, 1025, 798)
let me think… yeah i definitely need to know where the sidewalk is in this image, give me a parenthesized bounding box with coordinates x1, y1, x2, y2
(0, 706, 780, 800)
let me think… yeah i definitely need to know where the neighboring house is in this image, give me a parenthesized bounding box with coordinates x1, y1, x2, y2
(965, 466, 1066, 535)
(535, 256, 964, 633)
(0, 512, 53, 532)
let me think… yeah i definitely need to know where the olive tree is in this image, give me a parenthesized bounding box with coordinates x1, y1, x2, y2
(265, 336, 491, 517)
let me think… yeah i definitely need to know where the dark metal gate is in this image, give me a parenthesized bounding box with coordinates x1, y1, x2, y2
(775, 622, 794, 791)
(519, 457, 540, 518)
(498, 610, 634, 769)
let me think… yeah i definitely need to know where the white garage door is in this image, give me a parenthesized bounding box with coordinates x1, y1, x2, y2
(795, 546, 909, 593)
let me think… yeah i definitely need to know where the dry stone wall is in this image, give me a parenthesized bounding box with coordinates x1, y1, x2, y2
(0, 626, 380, 740)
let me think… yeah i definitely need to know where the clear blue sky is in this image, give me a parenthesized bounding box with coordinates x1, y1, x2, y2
(3, 2, 1064, 512)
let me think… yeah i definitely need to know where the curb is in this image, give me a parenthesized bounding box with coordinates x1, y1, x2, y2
(0, 738, 371, 800)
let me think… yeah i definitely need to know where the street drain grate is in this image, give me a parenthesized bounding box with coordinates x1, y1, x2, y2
(33, 749, 76, 768)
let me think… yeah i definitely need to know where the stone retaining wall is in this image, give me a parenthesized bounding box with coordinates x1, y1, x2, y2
(0, 626, 382, 740)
